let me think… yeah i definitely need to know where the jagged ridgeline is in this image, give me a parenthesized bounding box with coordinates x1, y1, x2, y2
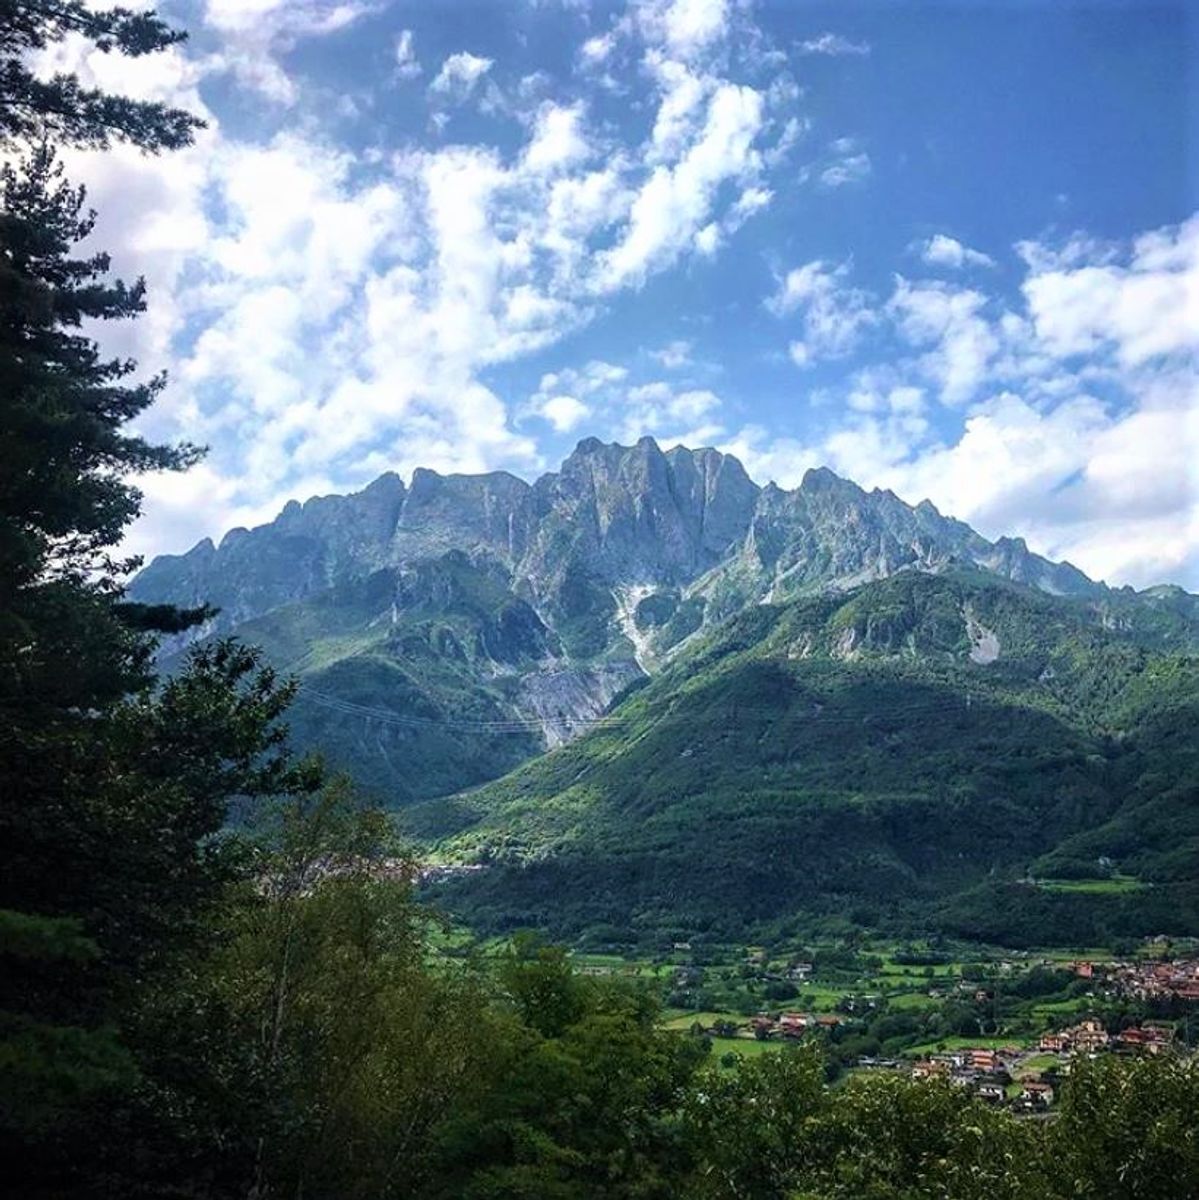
(130, 436, 1199, 809)
(132, 438, 1199, 941)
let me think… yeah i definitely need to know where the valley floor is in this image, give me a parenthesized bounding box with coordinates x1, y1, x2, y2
(438, 925, 1199, 1110)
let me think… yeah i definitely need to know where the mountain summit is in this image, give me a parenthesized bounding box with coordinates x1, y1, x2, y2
(134, 437, 1102, 631)
(131, 438, 1195, 805)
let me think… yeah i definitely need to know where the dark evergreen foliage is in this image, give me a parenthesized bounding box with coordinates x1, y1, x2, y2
(0, 2, 203, 151)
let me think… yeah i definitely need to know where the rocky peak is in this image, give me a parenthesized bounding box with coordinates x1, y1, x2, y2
(129, 473, 407, 622)
(130, 438, 1120, 652)
(394, 468, 533, 564)
(798, 465, 860, 495)
(664, 444, 760, 559)
(528, 437, 754, 585)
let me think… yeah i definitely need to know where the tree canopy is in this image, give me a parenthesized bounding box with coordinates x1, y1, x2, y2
(0, 1, 203, 151)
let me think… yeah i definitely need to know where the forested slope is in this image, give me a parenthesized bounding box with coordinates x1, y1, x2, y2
(411, 571, 1199, 945)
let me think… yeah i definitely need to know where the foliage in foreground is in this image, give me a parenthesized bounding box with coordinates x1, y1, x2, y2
(14, 825, 1199, 1200)
(9, 776, 1198, 1200)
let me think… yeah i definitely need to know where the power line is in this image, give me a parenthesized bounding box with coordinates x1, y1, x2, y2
(298, 686, 630, 734)
(296, 684, 1003, 738)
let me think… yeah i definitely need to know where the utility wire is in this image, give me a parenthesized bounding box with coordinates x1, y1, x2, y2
(299, 687, 629, 733)
(297, 684, 1001, 737)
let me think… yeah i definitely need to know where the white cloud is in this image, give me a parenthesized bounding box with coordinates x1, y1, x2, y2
(645, 56, 709, 163)
(1019, 215, 1199, 366)
(764, 114, 807, 169)
(650, 340, 693, 369)
(524, 359, 726, 449)
(580, 32, 616, 64)
(644, 0, 731, 61)
(524, 102, 591, 173)
(920, 233, 995, 270)
(819, 151, 871, 188)
(797, 33, 871, 57)
(694, 222, 721, 256)
(716, 426, 819, 488)
(768, 260, 877, 364)
(888, 278, 1000, 404)
(539, 394, 591, 431)
(430, 51, 494, 101)
(730, 184, 772, 222)
(203, 1, 378, 36)
(597, 82, 765, 290)
(394, 29, 421, 79)
(201, 0, 382, 104)
(619, 381, 722, 444)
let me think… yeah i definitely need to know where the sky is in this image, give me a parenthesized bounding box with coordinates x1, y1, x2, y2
(36, 0, 1199, 588)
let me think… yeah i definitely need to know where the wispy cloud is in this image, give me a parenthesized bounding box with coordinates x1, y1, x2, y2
(809, 136, 872, 188)
(429, 51, 494, 100)
(767, 260, 878, 365)
(797, 32, 870, 57)
(394, 29, 421, 80)
(919, 234, 995, 270)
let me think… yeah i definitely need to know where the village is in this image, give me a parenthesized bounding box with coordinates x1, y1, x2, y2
(688, 1006, 1183, 1111)
(560, 938, 1199, 1110)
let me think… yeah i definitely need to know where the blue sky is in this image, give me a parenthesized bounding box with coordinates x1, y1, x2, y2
(41, 0, 1198, 587)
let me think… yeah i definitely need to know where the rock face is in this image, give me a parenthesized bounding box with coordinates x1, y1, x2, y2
(133, 471, 408, 627)
(132, 436, 1178, 806)
(134, 437, 1103, 636)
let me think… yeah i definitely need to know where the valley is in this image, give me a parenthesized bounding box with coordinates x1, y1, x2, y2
(131, 438, 1199, 951)
(431, 926, 1199, 1112)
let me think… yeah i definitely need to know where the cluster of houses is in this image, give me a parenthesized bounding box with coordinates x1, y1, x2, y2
(907, 1045, 1056, 1109)
(1037, 1017, 1173, 1056)
(1090, 957, 1199, 1002)
(1036, 1017, 1110, 1054)
(902, 1016, 1179, 1110)
(749, 1010, 842, 1039)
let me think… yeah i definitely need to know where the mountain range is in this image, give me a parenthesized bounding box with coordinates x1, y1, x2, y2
(131, 437, 1197, 801)
(132, 438, 1199, 944)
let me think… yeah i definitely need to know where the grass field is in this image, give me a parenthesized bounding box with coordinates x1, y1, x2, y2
(1036, 875, 1146, 895)
(1035, 946, 1113, 961)
(660, 1010, 743, 1032)
(885, 990, 941, 1011)
(792, 984, 858, 1009)
(877, 960, 963, 980)
(1031, 997, 1092, 1018)
(709, 1036, 787, 1063)
(903, 1034, 1034, 1057)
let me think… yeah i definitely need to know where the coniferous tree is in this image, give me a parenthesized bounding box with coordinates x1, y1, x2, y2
(0, 7, 326, 1192)
(0, 1, 203, 151)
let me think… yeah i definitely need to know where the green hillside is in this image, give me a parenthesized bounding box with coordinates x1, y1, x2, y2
(216, 555, 549, 802)
(408, 571, 1199, 946)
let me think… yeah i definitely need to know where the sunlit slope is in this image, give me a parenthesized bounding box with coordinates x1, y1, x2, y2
(410, 571, 1199, 944)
